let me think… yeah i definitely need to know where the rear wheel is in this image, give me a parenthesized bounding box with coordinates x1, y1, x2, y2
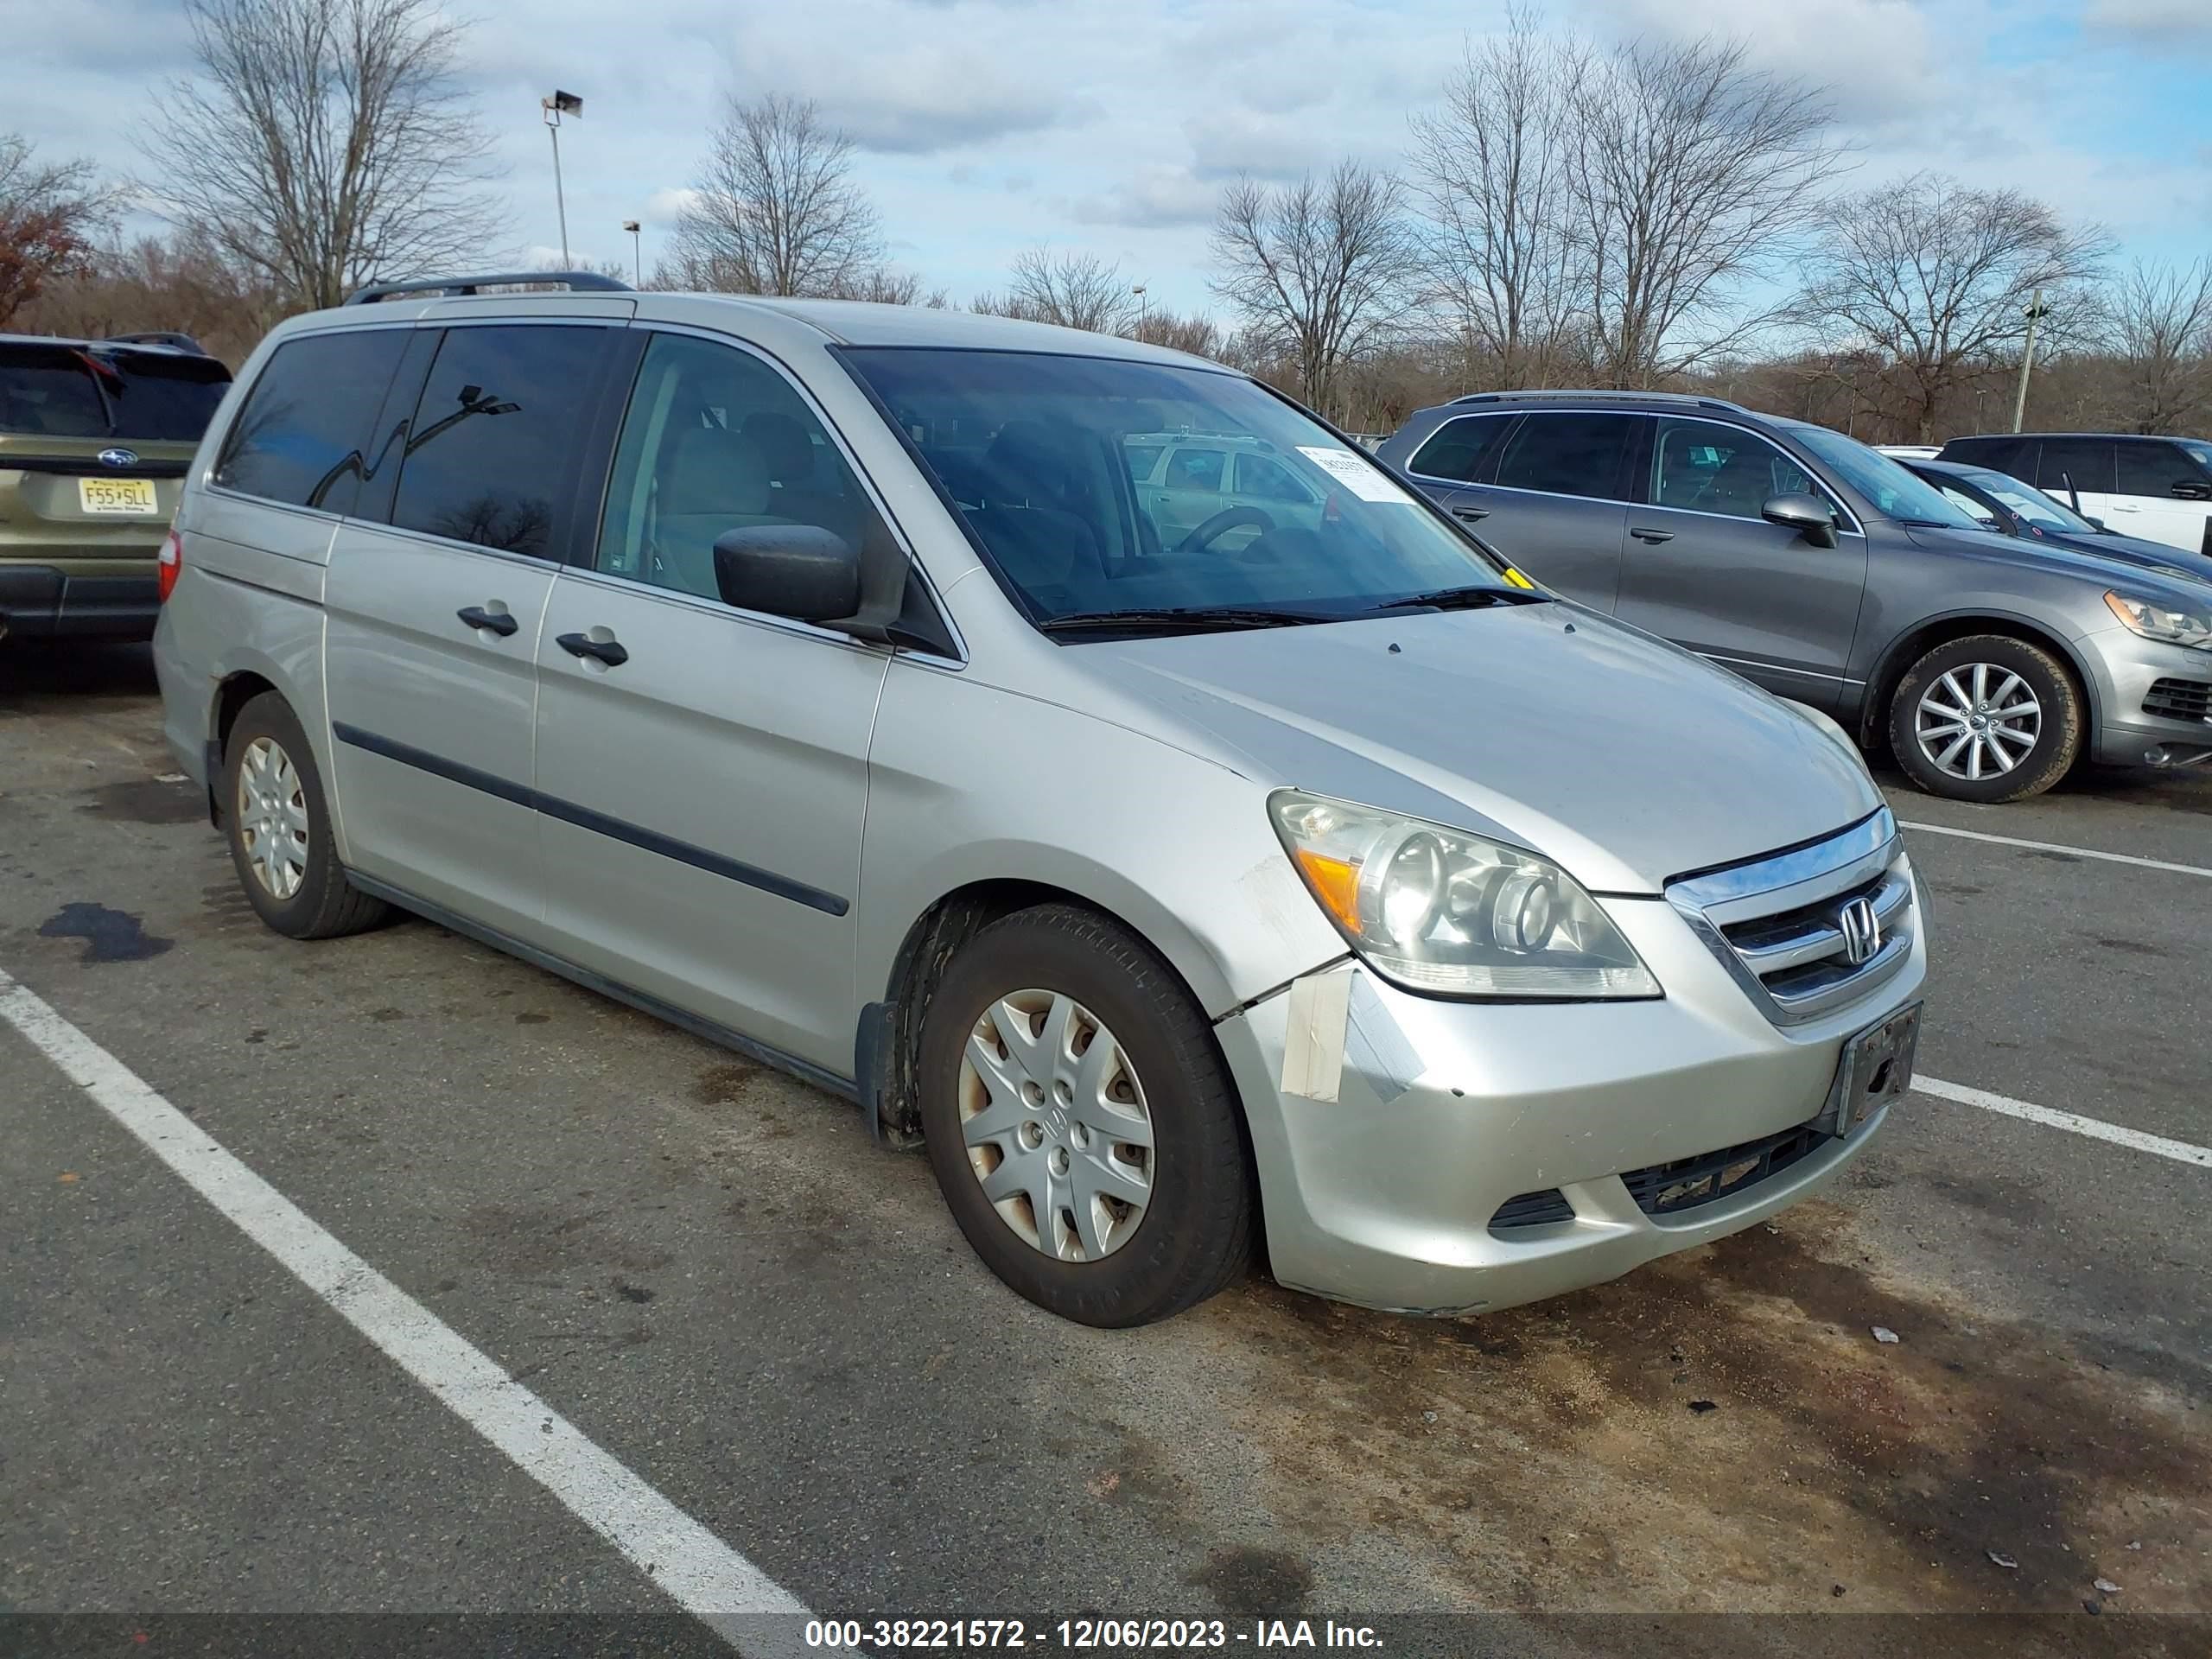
(1888, 634, 2082, 803)
(916, 905, 1253, 1326)
(223, 693, 389, 939)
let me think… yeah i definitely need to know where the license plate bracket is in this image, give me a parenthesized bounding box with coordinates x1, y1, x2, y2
(1821, 1001, 1921, 1140)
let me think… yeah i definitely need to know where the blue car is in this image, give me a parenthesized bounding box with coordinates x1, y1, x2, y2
(1904, 458, 2212, 587)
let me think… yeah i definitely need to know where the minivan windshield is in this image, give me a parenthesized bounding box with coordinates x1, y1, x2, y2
(1789, 424, 1983, 528)
(839, 348, 1512, 628)
(0, 342, 231, 441)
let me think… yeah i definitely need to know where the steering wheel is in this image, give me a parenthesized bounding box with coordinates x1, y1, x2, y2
(1175, 505, 1275, 556)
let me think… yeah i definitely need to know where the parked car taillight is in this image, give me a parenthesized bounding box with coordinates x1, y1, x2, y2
(157, 529, 182, 602)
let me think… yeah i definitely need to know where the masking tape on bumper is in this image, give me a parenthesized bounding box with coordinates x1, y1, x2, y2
(1281, 969, 1351, 1103)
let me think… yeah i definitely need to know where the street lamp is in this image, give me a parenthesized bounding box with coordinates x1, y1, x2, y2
(1131, 283, 1147, 336)
(541, 90, 582, 266)
(2012, 288, 2050, 435)
(622, 219, 641, 286)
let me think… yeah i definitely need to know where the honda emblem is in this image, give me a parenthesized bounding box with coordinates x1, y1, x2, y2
(1838, 896, 1882, 966)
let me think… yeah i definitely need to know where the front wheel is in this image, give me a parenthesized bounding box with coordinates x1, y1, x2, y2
(915, 905, 1254, 1326)
(1887, 634, 2083, 803)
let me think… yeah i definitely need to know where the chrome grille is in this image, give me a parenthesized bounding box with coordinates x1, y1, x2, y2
(1666, 808, 1916, 1027)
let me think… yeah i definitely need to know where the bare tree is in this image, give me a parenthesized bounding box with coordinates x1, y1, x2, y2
(0, 134, 116, 326)
(974, 247, 1141, 334)
(135, 0, 505, 310)
(1558, 34, 1846, 386)
(667, 94, 889, 297)
(2098, 257, 2212, 435)
(1210, 160, 1418, 419)
(17, 228, 294, 365)
(1408, 7, 1576, 387)
(1130, 310, 1221, 358)
(1800, 172, 2110, 442)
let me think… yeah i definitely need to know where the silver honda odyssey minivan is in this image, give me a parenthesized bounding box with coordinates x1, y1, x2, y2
(154, 274, 1929, 1326)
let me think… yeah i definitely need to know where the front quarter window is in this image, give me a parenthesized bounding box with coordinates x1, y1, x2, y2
(838, 347, 1512, 628)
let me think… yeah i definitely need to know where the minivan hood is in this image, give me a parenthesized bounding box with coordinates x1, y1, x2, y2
(1075, 603, 1882, 894)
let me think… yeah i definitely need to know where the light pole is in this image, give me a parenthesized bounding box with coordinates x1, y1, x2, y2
(622, 219, 641, 286)
(2012, 287, 2049, 434)
(541, 90, 582, 266)
(1131, 283, 1147, 336)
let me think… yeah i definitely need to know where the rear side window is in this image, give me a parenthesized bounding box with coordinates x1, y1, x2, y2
(214, 330, 409, 512)
(2035, 438, 2113, 496)
(1492, 412, 1636, 501)
(2115, 439, 2201, 497)
(1408, 413, 1511, 481)
(390, 325, 617, 558)
(1, 341, 230, 441)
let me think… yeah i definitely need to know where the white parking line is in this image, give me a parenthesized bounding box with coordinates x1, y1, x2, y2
(0, 967, 836, 1657)
(1897, 819, 2212, 880)
(1916, 1074, 2212, 1169)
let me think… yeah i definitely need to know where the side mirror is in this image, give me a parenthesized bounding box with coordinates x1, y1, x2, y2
(1762, 492, 1838, 548)
(2088, 517, 2110, 531)
(712, 524, 862, 624)
(2171, 480, 2210, 502)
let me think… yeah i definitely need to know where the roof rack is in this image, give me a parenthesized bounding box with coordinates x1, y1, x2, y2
(1449, 388, 1747, 415)
(99, 330, 208, 353)
(342, 270, 632, 306)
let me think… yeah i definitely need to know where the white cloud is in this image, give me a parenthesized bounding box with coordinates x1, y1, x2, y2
(2085, 0, 2212, 44)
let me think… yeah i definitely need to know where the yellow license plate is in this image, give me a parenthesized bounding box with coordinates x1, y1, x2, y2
(79, 478, 159, 515)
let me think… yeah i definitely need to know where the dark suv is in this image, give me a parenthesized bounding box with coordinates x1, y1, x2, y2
(1, 332, 232, 644)
(1377, 391, 2212, 801)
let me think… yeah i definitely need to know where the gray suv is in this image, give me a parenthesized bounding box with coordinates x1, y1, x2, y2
(1378, 391, 2212, 800)
(156, 277, 1927, 1327)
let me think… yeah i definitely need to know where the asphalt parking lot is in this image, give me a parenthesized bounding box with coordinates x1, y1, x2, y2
(3, 642, 2207, 1658)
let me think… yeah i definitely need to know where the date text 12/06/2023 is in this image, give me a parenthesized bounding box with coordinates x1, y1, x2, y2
(804, 1618, 1386, 1649)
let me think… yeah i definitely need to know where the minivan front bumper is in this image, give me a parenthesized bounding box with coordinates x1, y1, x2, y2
(1215, 876, 1929, 1316)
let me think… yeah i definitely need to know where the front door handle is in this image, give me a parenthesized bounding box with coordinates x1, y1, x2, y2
(1630, 526, 1675, 543)
(556, 631, 629, 667)
(1452, 505, 1491, 522)
(456, 605, 518, 637)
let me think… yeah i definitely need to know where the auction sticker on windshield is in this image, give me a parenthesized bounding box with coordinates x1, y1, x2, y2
(1297, 446, 1414, 504)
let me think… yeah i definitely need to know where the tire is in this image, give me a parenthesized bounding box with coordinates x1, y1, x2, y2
(1888, 633, 2083, 804)
(222, 693, 390, 939)
(915, 905, 1254, 1327)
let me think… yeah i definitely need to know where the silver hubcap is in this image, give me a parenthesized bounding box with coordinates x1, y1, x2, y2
(957, 988, 1154, 1262)
(236, 736, 309, 900)
(1916, 664, 2042, 781)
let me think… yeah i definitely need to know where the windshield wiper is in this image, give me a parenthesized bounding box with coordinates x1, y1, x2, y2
(1897, 518, 1965, 531)
(1036, 606, 1323, 636)
(1361, 585, 1552, 614)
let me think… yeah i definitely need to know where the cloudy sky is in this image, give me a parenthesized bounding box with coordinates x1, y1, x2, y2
(11, 0, 2212, 315)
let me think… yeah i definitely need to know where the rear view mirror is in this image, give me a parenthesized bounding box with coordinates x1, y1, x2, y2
(713, 524, 862, 624)
(1762, 493, 1838, 549)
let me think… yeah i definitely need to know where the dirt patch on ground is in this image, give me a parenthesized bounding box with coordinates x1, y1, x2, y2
(1199, 1200, 2207, 1633)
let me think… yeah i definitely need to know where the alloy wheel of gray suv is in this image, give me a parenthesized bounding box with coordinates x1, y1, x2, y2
(1888, 635, 2083, 803)
(917, 904, 1254, 1327)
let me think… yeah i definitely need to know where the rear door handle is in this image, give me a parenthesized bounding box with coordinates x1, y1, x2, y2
(456, 605, 518, 637)
(1452, 505, 1491, 522)
(1630, 526, 1675, 543)
(556, 631, 629, 667)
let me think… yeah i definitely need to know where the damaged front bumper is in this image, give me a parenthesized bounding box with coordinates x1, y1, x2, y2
(1213, 892, 1929, 1316)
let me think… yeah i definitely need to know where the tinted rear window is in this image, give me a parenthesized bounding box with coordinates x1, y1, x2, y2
(1408, 413, 1512, 481)
(0, 342, 230, 441)
(1491, 411, 1637, 500)
(389, 325, 618, 558)
(214, 330, 410, 512)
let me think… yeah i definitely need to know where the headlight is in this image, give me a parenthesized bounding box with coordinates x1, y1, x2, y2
(2105, 589, 2212, 652)
(1268, 790, 1660, 1000)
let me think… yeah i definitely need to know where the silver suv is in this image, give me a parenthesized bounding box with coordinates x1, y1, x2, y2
(1378, 391, 2212, 799)
(156, 276, 1928, 1326)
